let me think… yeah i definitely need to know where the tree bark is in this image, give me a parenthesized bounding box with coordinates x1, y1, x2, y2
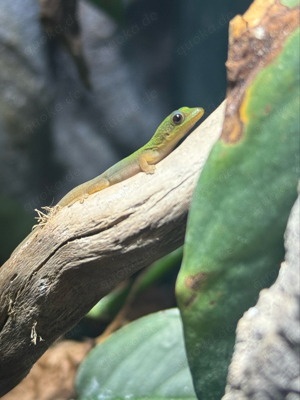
(0, 101, 225, 396)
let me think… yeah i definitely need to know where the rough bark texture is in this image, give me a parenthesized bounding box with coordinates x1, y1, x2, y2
(0, 102, 225, 396)
(223, 192, 300, 399)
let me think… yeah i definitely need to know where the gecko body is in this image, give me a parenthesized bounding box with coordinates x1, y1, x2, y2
(58, 107, 204, 207)
(12, 107, 204, 255)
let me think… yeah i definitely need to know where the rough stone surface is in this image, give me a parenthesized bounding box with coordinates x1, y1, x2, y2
(223, 193, 300, 399)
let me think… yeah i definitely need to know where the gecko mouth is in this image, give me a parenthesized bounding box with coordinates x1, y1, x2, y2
(186, 107, 204, 130)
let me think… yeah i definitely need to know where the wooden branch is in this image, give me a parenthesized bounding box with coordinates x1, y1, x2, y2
(0, 101, 225, 396)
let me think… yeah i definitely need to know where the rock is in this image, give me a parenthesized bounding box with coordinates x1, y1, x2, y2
(223, 193, 300, 399)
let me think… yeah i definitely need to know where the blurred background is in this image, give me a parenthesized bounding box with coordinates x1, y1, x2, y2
(0, 0, 252, 264)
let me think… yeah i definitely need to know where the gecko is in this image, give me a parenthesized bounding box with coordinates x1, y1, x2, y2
(57, 106, 204, 207)
(11, 107, 203, 255)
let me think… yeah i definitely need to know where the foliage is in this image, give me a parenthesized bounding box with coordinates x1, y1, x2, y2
(76, 309, 197, 400)
(176, 26, 300, 398)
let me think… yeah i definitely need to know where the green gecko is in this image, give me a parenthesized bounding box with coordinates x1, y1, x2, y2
(12, 107, 203, 255)
(58, 107, 204, 207)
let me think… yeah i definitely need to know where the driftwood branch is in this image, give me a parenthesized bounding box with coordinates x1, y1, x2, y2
(0, 101, 225, 396)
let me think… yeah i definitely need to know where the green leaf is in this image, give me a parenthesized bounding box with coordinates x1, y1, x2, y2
(176, 27, 300, 399)
(87, 282, 132, 320)
(137, 247, 183, 293)
(76, 308, 197, 400)
(87, 247, 182, 321)
(281, 0, 299, 8)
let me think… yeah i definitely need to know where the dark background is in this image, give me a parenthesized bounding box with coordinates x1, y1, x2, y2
(0, 0, 252, 263)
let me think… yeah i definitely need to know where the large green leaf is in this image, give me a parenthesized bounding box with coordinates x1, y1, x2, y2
(76, 308, 197, 400)
(176, 27, 300, 399)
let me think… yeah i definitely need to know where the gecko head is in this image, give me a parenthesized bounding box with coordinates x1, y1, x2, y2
(152, 107, 204, 147)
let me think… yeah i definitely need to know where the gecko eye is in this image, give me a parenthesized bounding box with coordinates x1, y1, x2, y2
(172, 112, 184, 125)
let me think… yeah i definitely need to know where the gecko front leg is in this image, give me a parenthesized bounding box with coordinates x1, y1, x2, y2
(138, 153, 156, 174)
